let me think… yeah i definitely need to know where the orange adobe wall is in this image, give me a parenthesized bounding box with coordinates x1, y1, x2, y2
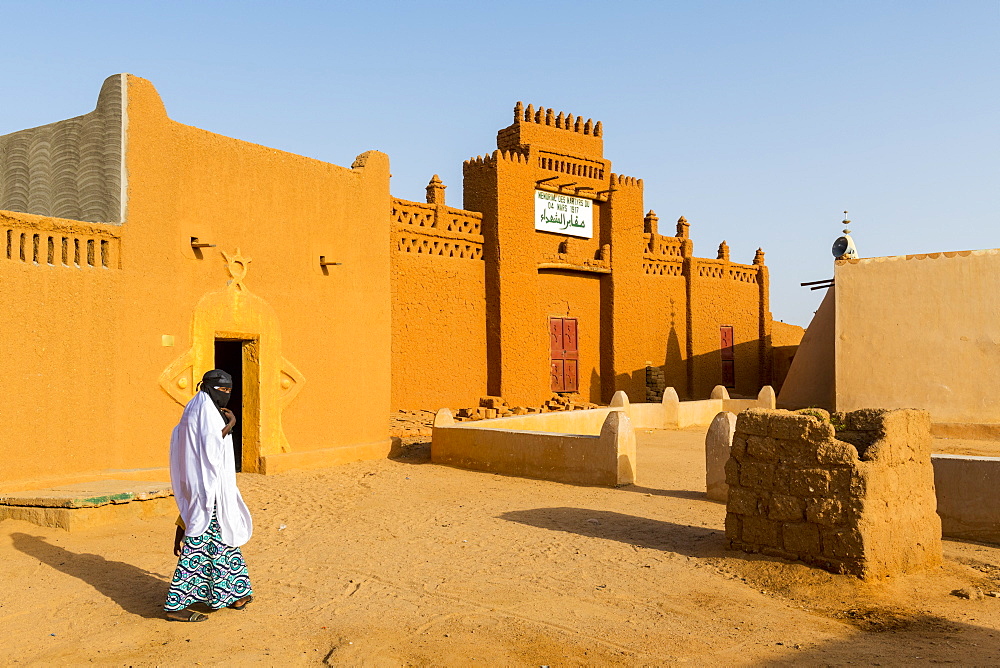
(769, 319, 805, 395)
(387, 102, 782, 411)
(0, 74, 391, 489)
(2, 78, 791, 491)
(390, 186, 488, 410)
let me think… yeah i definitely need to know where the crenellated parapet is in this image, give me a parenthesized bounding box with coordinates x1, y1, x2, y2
(640, 215, 763, 282)
(462, 148, 530, 169)
(696, 258, 760, 284)
(512, 102, 602, 136)
(611, 173, 642, 188)
(497, 102, 604, 159)
(644, 232, 685, 258)
(391, 197, 484, 261)
(642, 232, 684, 277)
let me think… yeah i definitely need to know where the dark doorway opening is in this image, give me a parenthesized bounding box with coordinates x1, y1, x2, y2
(214, 339, 244, 472)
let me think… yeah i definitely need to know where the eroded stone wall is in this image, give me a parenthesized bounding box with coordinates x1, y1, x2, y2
(725, 408, 941, 578)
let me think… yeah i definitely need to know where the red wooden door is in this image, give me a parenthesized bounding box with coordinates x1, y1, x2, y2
(720, 325, 735, 388)
(550, 317, 579, 392)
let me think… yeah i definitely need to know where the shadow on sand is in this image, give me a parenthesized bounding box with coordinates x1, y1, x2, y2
(388, 437, 432, 465)
(10, 532, 171, 619)
(621, 485, 712, 501)
(751, 611, 1000, 666)
(500, 507, 727, 558)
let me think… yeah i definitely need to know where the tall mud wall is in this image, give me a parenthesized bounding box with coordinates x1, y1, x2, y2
(836, 250, 1000, 426)
(391, 198, 487, 410)
(0, 74, 392, 487)
(688, 253, 768, 399)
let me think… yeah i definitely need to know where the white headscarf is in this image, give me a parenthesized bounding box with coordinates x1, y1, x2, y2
(169, 391, 253, 547)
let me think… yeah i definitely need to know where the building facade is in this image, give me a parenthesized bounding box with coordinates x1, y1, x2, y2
(1, 75, 391, 489)
(392, 103, 787, 410)
(779, 248, 1000, 438)
(0, 76, 794, 490)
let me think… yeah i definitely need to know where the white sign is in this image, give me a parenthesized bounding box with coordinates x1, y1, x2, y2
(534, 190, 593, 239)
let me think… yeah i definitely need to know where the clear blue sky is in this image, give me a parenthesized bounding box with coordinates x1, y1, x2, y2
(3, 1, 997, 326)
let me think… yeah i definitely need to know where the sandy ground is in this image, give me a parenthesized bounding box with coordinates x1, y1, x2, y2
(3, 429, 1000, 666)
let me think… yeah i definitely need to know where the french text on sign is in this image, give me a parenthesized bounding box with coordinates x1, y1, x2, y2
(534, 190, 593, 239)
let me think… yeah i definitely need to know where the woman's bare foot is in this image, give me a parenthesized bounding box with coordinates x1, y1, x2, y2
(228, 596, 253, 611)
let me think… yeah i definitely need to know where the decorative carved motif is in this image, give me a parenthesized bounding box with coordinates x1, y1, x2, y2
(158, 251, 306, 467)
(222, 248, 251, 291)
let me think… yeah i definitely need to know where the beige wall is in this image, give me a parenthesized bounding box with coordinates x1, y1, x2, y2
(933, 454, 1000, 543)
(835, 249, 1000, 424)
(777, 288, 836, 410)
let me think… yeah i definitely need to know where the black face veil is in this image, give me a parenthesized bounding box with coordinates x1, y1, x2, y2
(200, 369, 233, 410)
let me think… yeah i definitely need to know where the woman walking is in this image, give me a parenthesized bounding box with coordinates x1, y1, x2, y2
(165, 369, 254, 622)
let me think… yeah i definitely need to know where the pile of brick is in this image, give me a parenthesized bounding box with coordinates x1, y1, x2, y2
(540, 393, 599, 413)
(645, 363, 666, 402)
(451, 395, 599, 422)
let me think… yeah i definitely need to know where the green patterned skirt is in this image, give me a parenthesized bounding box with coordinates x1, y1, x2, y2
(164, 510, 253, 611)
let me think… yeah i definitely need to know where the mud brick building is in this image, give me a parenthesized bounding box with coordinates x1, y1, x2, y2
(392, 103, 800, 410)
(0, 75, 796, 489)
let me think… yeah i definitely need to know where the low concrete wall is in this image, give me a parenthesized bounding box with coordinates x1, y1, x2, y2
(432, 408, 636, 486)
(464, 408, 615, 436)
(666, 386, 776, 428)
(932, 454, 1000, 544)
(428, 386, 773, 489)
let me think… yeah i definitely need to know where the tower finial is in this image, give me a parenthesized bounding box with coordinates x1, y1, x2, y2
(676, 215, 690, 238)
(717, 240, 730, 262)
(644, 209, 659, 235)
(754, 247, 765, 265)
(514, 101, 523, 122)
(426, 174, 446, 205)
